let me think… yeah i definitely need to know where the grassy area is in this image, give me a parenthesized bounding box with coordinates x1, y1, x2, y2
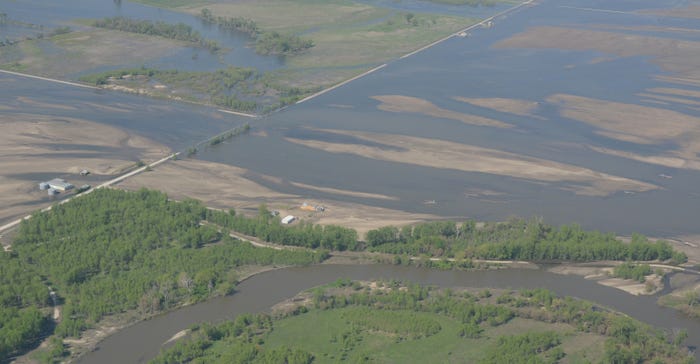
(152, 281, 692, 363)
(0, 29, 183, 78)
(190, 1, 476, 69)
(659, 292, 700, 318)
(266, 310, 576, 363)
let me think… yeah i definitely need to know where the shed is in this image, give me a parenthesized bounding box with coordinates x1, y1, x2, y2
(47, 178, 74, 191)
(47, 188, 59, 196)
(281, 215, 296, 225)
(39, 182, 49, 190)
(80, 169, 90, 176)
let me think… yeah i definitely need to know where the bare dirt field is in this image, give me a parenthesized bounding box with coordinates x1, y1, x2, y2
(453, 96, 542, 118)
(116, 159, 439, 238)
(0, 107, 169, 225)
(546, 94, 700, 170)
(372, 95, 513, 128)
(285, 128, 658, 196)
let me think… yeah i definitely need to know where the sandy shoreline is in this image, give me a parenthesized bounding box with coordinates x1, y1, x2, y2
(285, 128, 657, 197)
(116, 158, 439, 238)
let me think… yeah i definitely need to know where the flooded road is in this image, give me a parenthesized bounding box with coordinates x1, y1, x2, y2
(194, 0, 700, 237)
(1, 0, 698, 236)
(1, 0, 700, 362)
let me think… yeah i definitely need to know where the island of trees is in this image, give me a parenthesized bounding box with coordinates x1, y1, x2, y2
(92, 17, 220, 52)
(199, 9, 314, 56)
(151, 280, 692, 363)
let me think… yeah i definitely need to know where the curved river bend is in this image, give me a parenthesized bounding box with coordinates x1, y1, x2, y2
(78, 264, 700, 364)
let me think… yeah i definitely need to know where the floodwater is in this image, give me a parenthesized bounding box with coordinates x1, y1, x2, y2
(194, 0, 700, 237)
(1, 74, 245, 151)
(0, 0, 284, 73)
(1, 0, 698, 235)
(0, 2, 696, 234)
(1, 0, 700, 362)
(78, 264, 700, 364)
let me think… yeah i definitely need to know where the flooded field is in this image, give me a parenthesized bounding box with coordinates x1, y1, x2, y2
(1, 0, 699, 236)
(190, 0, 700, 237)
(0, 0, 283, 74)
(2, 0, 700, 362)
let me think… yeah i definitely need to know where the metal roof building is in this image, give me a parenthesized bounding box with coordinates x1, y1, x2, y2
(47, 178, 74, 191)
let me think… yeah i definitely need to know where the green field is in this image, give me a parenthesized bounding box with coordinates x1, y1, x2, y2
(265, 308, 595, 363)
(188, 0, 476, 69)
(151, 281, 692, 363)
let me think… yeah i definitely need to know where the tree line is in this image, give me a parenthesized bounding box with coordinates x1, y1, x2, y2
(2, 189, 325, 362)
(205, 205, 359, 251)
(1, 187, 691, 361)
(207, 204, 687, 265)
(365, 219, 687, 263)
(79, 66, 261, 112)
(92, 17, 220, 52)
(199, 8, 314, 56)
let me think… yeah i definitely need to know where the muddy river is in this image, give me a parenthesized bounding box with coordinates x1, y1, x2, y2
(78, 264, 700, 363)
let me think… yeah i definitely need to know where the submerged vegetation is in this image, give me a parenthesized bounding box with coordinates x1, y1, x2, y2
(78, 66, 319, 113)
(92, 17, 220, 52)
(151, 281, 692, 363)
(199, 8, 314, 56)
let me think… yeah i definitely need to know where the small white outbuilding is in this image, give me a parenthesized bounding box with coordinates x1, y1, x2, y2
(281, 215, 296, 225)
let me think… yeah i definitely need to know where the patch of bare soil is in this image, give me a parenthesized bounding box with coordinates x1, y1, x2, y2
(371, 95, 513, 128)
(663, 235, 700, 264)
(453, 96, 542, 118)
(0, 110, 169, 225)
(495, 26, 700, 81)
(547, 94, 700, 170)
(589, 146, 700, 171)
(285, 128, 657, 196)
(288, 181, 398, 201)
(548, 263, 663, 296)
(116, 159, 438, 238)
(637, 92, 700, 107)
(646, 87, 700, 100)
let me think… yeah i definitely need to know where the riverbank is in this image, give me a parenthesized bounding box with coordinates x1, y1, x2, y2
(116, 158, 440, 238)
(15, 263, 290, 364)
(75, 264, 700, 364)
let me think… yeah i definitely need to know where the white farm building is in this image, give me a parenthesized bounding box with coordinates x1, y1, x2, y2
(281, 215, 296, 225)
(46, 178, 74, 191)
